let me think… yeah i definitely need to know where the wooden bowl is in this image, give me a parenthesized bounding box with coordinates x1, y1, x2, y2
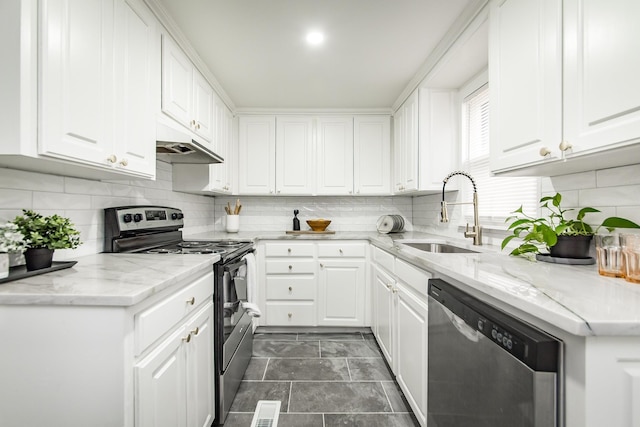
(306, 219, 331, 232)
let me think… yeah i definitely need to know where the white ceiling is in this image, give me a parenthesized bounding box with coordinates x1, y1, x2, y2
(156, 0, 487, 110)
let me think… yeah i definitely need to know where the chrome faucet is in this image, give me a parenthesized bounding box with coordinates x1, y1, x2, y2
(440, 171, 482, 246)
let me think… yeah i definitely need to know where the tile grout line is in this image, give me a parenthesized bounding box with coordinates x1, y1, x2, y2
(262, 358, 270, 381)
(346, 357, 353, 382)
(287, 381, 293, 414)
(381, 381, 396, 412)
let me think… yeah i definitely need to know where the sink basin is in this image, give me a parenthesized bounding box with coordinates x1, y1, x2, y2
(398, 241, 479, 254)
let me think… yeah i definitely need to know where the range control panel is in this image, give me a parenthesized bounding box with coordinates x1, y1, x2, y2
(105, 206, 184, 233)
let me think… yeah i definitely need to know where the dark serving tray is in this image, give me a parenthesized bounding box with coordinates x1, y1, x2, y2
(0, 261, 78, 284)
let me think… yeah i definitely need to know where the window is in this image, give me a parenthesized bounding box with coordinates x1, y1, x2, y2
(461, 84, 539, 225)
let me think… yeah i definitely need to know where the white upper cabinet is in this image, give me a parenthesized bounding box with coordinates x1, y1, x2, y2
(316, 117, 354, 195)
(38, 0, 157, 178)
(236, 114, 391, 196)
(354, 116, 391, 195)
(162, 34, 214, 145)
(394, 91, 419, 193)
(490, 0, 640, 175)
(276, 116, 315, 195)
(489, 0, 562, 173)
(394, 89, 457, 194)
(418, 89, 459, 191)
(115, 0, 158, 177)
(563, 0, 640, 158)
(238, 115, 276, 195)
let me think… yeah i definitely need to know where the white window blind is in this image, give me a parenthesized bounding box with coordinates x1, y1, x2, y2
(461, 85, 539, 223)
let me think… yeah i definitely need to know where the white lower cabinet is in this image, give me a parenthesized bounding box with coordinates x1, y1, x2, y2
(260, 241, 367, 327)
(137, 302, 214, 427)
(372, 247, 430, 427)
(373, 264, 395, 367)
(0, 269, 215, 427)
(395, 283, 428, 426)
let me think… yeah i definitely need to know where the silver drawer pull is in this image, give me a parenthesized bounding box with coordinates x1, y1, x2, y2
(186, 297, 195, 305)
(288, 286, 293, 292)
(182, 334, 191, 343)
(288, 313, 292, 318)
(288, 265, 292, 270)
(190, 327, 199, 336)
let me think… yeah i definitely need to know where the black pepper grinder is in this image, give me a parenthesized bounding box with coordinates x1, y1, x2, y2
(293, 209, 300, 231)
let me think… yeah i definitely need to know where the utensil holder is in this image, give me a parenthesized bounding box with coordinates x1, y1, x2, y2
(226, 215, 239, 233)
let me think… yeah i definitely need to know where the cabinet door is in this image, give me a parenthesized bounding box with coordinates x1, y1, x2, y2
(192, 71, 214, 143)
(395, 284, 428, 426)
(354, 116, 391, 195)
(563, 0, 640, 156)
(137, 328, 188, 427)
(418, 89, 458, 191)
(402, 91, 419, 192)
(393, 108, 405, 193)
(238, 116, 276, 194)
(276, 116, 314, 195)
(115, 0, 157, 177)
(162, 34, 193, 128)
(316, 117, 354, 195)
(211, 97, 231, 193)
(186, 303, 214, 427)
(39, 0, 115, 166)
(489, 0, 562, 173)
(373, 266, 395, 367)
(318, 259, 365, 326)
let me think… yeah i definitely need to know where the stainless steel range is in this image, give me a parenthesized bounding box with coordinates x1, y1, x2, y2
(104, 206, 255, 426)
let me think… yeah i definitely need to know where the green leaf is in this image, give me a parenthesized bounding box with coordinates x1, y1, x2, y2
(507, 219, 532, 230)
(501, 235, 517, 250)
(601, 217, 640, 229)
(552, 193, 562, 207)
(576, 207, 599, 221)
(541, 226, 558, 246)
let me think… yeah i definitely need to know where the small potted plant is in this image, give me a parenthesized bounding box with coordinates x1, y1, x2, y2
(12, 209, 81, 271)
(0, 222, 27, 278)
(502, 193, 640, 259)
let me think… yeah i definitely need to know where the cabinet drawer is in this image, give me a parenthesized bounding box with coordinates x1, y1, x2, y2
(266, 276, 316, 300)
(136, 271, 214, 354)
(373, 246, 395, 273)
(395, 258, 431, 296)
(265, 243, 315, 257)
(265, 259, 315, 274)
(266, 302, 316, 326)
(318, 242, 366, 258)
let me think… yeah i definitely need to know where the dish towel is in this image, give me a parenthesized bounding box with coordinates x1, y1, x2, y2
(241, 252, 262, 318)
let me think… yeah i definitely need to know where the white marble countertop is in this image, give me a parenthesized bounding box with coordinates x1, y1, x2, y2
(189, 230, 640, 337)
(3, 228, 640, 336)
(0, 253, 219, 306)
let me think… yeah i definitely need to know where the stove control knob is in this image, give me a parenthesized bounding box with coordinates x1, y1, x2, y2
(171, 212, 178, 220)
(123, 213, 133, 223)
(133, 213, 143, 223)
(177, 213, 184, 219)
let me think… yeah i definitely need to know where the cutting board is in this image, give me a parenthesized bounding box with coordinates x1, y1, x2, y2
(285, 230, 336, 235)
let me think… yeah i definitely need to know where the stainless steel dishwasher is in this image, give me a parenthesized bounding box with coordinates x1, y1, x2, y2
(428, 279, 562, 427)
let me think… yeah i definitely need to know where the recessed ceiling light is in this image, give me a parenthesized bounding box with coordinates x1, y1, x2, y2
(306, 31, 325, 46)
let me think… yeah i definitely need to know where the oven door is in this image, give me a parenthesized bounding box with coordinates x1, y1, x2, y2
(222, 258, 248, 346)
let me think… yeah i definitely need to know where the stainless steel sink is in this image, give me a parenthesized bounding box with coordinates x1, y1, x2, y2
(398, 241, 479, 254)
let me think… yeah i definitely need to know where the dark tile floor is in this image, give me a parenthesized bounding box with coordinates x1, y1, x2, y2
(222, 332, 420, 427)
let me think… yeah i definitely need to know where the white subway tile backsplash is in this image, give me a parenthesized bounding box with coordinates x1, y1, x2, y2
(579, 185, 640, 207)
(0, 167, 64, 192)
(33, 192, 92, 210)
(549, 171, 596, 191)
(0, 189, 33, 213)
(596, 164, 640, 188)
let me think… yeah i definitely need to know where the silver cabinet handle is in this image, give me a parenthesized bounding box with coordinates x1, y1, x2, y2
(539, 147, 551, 157)
(559, 141, 572, 152)
(119, 158, 128, 167)
(186, 297, 195, 305)
(106, 154, 117, 163)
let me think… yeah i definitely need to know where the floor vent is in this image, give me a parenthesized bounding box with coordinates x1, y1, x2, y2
(250, 400, 281, 427)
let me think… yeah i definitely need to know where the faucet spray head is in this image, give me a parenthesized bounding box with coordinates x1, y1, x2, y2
(440, 201, 449, 223)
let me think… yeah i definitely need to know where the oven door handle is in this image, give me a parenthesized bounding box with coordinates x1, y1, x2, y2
(224, 259, 246, 273)
(224, 301, 240, 310)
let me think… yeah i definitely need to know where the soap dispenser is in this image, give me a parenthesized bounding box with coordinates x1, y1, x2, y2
(293, 209, 300, 231)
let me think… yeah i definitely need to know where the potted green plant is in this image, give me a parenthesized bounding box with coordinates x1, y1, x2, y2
(502, 193, 640, 259)
(0, 222, 27, 278)
(12, 209, 81, 271)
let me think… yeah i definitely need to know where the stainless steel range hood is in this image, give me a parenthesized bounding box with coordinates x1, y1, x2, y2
(156, 121, 224, 164)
